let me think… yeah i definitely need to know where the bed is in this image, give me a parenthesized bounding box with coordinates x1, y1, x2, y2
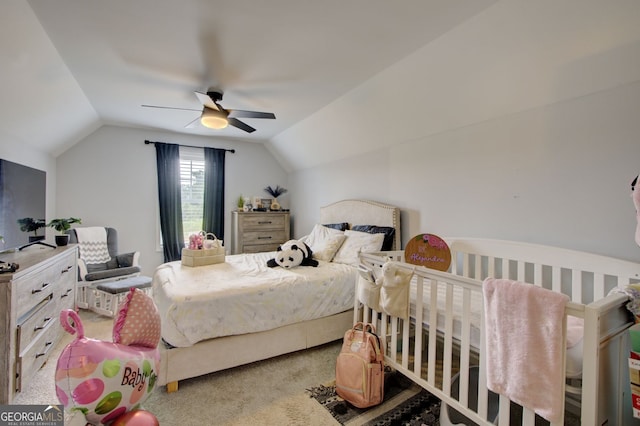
(357, 238, 640, 425)
(153, 199, 401, 392)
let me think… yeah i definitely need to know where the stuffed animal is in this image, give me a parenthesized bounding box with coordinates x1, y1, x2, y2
(267, 239, 319, 268)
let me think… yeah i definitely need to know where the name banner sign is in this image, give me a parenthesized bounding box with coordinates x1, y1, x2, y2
(404, 234, 451, 271)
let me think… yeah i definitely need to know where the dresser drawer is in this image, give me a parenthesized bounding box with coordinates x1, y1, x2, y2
(57, 252, 76, 288)
(241, 214, 286, 230)
(244, 242, 283, 253)
(56, 256, 76, 310)
(14, 251, 75, 320)
(242, 230, 288, 245)
(57, 284, 75, 311)
(17, 297, 58, 354)
(15, 267, 57, 320)
(16, 319, 60, 393)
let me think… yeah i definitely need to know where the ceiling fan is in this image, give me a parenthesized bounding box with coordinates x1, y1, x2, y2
(142, 90, 276, 133)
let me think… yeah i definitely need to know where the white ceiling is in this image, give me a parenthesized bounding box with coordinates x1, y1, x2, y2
(2, 0, 494, 158)
(4, 1, 640, 173)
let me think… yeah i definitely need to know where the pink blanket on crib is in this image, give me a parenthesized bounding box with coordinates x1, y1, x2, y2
(482, 278, 569, 424)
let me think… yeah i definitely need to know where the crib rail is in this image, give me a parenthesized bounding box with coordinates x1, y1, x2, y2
(446, 238, 640, 303)
(358, 243, 638, 426)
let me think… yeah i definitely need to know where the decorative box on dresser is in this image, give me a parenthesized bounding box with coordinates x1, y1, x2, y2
(0, 244, 77, 404)
(231, 211, 290, 254)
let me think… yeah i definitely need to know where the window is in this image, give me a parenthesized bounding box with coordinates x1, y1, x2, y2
(179, 146, 205, 242)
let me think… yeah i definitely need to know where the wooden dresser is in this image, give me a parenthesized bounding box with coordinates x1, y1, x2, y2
(231, 211, 290, 254)
(0, 244, 77, 404)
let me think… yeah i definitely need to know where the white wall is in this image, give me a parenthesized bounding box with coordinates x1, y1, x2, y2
(56, 125, 288, 276)
(270, 1, 640, 174)
(276, 1, 640, 262)
(289, 81, 640, 262)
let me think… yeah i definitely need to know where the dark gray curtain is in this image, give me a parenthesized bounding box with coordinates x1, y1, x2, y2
(155, 142, 184, 262)
(202, 147, 226, 239)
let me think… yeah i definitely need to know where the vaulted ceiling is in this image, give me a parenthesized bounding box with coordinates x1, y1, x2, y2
(2, 1, 494, 156)
(3, 1, 640, 172)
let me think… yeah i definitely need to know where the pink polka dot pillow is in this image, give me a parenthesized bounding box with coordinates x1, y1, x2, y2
(112, 288, 161, 348)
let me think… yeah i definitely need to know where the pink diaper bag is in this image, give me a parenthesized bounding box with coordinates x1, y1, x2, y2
(335, 322, 384, 408)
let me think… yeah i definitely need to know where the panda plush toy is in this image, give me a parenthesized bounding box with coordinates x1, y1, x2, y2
(267, 239, 319, 268)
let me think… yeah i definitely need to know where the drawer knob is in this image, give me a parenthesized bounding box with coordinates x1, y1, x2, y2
(31, 282, 50, 294)
(35, 342, 52, 358)
(33, 317, 52, 331)
(258, 221, 273, 224)
(257, 236, 272, 240)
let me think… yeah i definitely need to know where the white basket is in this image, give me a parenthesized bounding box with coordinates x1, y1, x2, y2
(181, 247, 225, 267)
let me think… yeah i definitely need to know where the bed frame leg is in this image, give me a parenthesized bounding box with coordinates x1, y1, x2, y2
(166, 381, 179, 393)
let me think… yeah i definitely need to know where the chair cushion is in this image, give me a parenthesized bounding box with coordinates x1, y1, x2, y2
(96, 275, 152, 294)
(84, 266, 141, 282)
(86, 258, 118, 273)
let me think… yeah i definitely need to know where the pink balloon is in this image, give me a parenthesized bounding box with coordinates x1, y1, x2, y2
(111, 410, 159, 426)
(55, 310, 160, 426)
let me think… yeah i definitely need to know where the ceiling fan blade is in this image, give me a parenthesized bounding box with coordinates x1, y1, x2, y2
(184, 115, 202, 128)
(228, 117, 256, 133)
(194, 91, 220, 111)
(141, 104, 201, 112)
(228, 110, 275, 119)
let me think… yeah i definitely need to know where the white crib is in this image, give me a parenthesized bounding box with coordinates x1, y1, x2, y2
(356, 238, 640, 425)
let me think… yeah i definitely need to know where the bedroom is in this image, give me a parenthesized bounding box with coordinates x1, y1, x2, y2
(1, 0, 640, 424)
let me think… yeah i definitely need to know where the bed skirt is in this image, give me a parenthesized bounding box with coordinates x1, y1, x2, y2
(158, 309, 353, 389)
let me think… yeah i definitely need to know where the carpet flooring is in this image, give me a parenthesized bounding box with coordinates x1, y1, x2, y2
(11, 310, 343, 425)
(13, 310, 582, 425)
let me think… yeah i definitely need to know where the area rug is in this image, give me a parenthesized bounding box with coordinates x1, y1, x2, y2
(307, 369, 441, 426)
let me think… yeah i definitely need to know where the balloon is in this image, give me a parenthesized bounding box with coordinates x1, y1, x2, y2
(111, 410, 160, 426)
(55, 310, 160, 426)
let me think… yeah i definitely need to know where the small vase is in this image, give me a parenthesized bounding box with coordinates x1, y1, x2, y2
(271, 199, 281, 211)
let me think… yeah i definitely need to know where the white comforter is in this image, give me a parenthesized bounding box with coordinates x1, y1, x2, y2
(153, 252, 357, 347)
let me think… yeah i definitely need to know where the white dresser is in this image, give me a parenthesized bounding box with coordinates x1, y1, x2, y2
(231, 211, 290, 254)
(0, 244, 77, 404)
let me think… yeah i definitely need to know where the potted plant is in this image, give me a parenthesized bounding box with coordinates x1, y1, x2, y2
(48, 217, 82, 246)
(17, 218, 47, 242)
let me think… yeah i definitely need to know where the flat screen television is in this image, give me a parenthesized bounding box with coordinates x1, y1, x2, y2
(0, 159, 48, 253)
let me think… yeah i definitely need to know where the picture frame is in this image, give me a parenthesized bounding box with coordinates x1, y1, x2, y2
(261, 198, 272, 210)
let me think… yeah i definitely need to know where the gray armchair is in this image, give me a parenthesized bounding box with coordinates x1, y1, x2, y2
(68, 227, 141, 308)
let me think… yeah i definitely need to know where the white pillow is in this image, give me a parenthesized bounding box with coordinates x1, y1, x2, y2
(312, 234, 347, 262)
(333, 230, 385, 266)
(304, 224, 344, 251)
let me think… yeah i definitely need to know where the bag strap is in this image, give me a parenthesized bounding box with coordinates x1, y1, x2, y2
(350, 322, 378, 344)
(353, 322, 376, 334)
(347, 322, 384, 363)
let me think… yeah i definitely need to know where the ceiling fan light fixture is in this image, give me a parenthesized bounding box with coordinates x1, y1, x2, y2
(201, 108, 228, 129)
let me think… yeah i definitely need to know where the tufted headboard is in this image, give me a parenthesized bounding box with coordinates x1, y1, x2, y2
(319, 199, 401, 250)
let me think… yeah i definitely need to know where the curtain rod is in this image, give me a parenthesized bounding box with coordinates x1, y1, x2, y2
(144, 140, 235, 153)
